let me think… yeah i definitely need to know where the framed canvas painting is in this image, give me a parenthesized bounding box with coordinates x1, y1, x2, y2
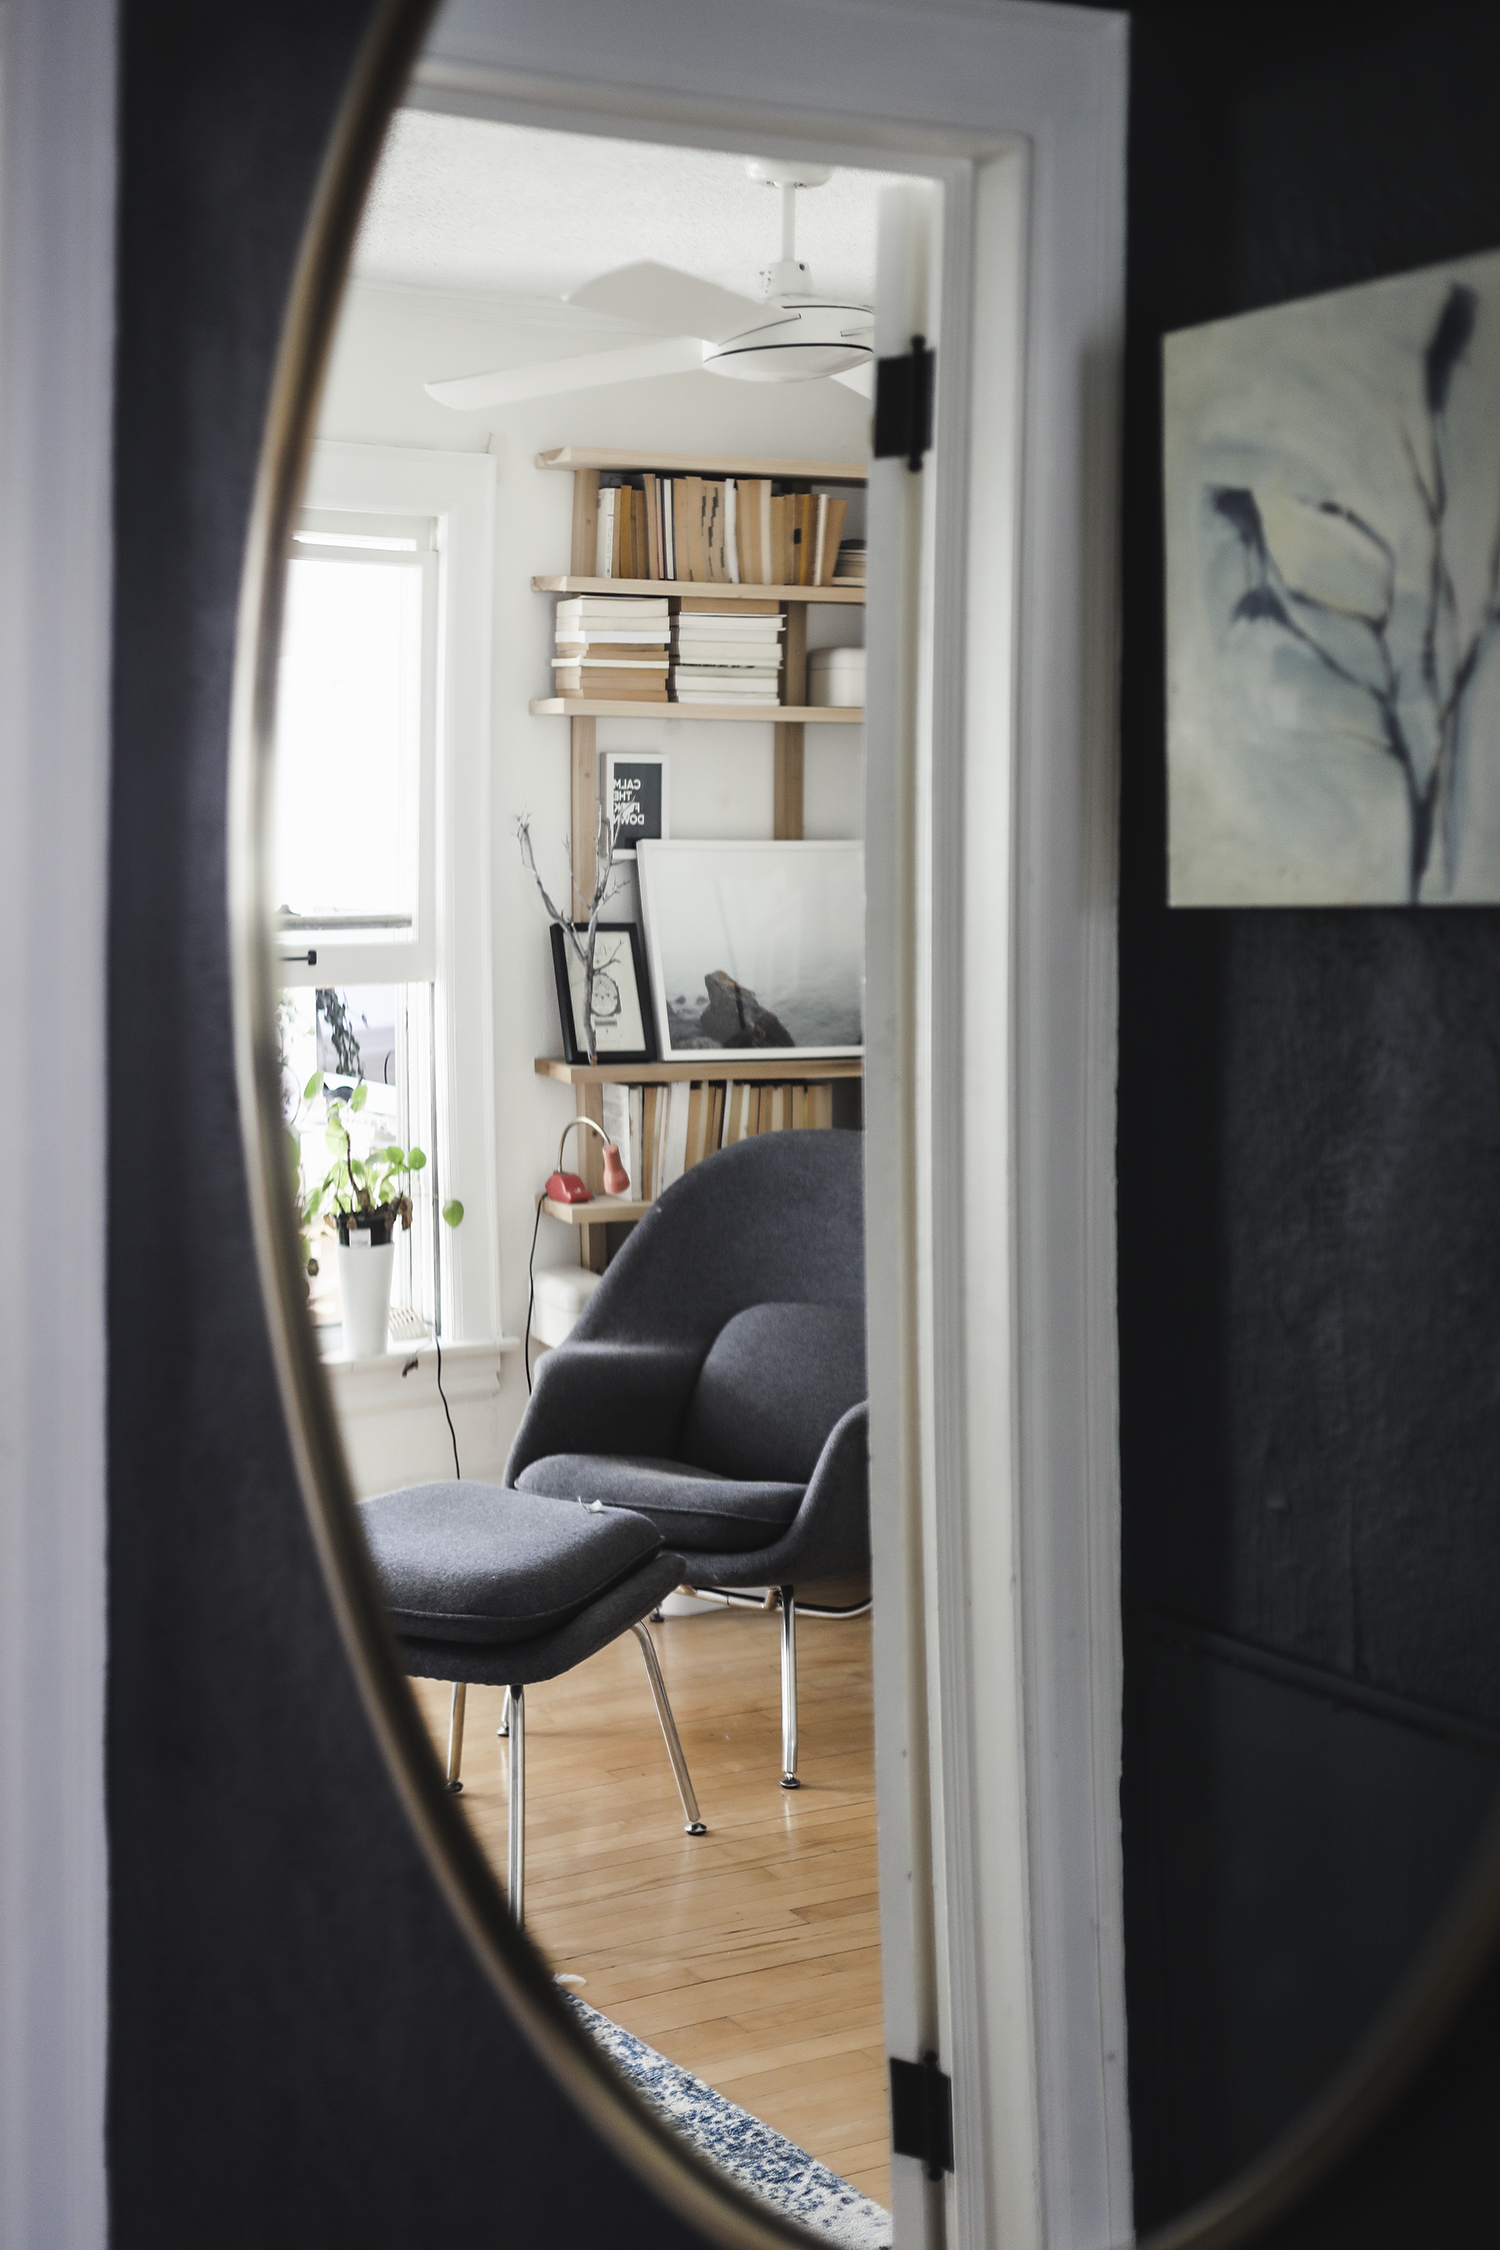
(548, 921, 655, 1065)
(635, 840, 864, 1060)
(1165, 246, 1500, 905)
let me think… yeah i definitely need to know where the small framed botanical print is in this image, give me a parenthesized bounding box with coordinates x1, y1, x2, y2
(549, 920, 655, 1064)
(602, 752, 670, 858)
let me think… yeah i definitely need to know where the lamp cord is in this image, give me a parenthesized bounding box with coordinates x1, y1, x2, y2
(524, 1193, 544, 1395)
(433, 1323, 461, 1480)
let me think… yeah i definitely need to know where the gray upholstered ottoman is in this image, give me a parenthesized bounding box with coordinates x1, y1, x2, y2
(359, 1482, 704, 1922)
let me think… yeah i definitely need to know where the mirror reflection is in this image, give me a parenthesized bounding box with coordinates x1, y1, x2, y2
(256, 39, 1500, 2250)
(272, 101, 903, 2240)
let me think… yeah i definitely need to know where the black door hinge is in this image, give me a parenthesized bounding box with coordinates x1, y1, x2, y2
(889, 2050, 954, 2179)
(873, 336, 935, 471)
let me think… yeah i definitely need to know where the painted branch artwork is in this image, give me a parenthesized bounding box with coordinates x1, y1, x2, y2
(1165, 249, 1500, 904)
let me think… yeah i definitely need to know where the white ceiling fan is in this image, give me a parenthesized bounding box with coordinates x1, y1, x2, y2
(424, 163, 875, 413)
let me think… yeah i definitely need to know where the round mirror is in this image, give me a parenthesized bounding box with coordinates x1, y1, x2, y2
(230, 3, 1500, 2245)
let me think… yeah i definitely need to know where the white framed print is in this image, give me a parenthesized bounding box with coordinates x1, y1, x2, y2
(636, 839, 864, 1060)
(602, 752, 669, 859)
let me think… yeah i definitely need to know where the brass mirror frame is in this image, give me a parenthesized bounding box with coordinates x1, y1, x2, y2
(226, 1, 1500, 2242)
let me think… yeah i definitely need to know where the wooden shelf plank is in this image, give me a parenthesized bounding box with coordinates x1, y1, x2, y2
(536, 1057, 863, 1085)
(543, 1194, 653, 1226)
(529, 698, 862, 723)
(536, 446, 867, 484)
(533, 575, 865, 605)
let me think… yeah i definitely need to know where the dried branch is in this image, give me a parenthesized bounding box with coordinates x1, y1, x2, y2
(516, 807, 624, 1064)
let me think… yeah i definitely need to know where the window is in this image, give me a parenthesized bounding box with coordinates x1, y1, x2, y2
(275, 441, 498, 1351)
(274, 508, 437, 977)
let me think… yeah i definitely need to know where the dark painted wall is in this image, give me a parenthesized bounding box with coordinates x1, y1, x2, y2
(106, 1, 1500, 2243)
(106, 7, 704, 2242)
(1106, 0, 1500, 2231)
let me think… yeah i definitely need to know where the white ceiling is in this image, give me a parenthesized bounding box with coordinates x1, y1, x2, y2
(353, 110, 907, 309)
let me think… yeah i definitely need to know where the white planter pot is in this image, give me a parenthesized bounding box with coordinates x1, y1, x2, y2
(337, 1239, 395, 1360)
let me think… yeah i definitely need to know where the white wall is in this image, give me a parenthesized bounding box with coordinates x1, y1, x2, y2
(315, 278, 868, 1479)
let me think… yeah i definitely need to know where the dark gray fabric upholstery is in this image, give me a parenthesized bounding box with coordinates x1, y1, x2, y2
(678, 1302, 866, 1481)
(397, 1551, 688, 1688)
(680, 1403, 870, 1589)
(515, 1453, 803, 1552)
(502, 1133, 869, 1593)
(359, 1482, 661, 1644)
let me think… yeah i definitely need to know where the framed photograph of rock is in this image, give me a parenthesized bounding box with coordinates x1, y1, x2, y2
(636, 840, 864, 1060)
(1165, 246, 1500, 905)
(602, 752, 669, 859)
(549, 920, 655, 1065)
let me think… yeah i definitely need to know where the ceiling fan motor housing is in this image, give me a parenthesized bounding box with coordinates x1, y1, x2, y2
(704, 298, 874, 382)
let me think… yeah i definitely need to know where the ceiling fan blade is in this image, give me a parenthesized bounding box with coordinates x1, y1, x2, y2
(832, 361, 875, 398)
(426, 335, 707, 412)
(568, 261, 781, 346)
(478, 296, 656, 334)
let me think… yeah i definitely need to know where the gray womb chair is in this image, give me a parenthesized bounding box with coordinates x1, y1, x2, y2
(505, 1129, 869, 1789)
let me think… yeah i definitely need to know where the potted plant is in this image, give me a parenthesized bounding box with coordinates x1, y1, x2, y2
(299, 1072, 463, 1358)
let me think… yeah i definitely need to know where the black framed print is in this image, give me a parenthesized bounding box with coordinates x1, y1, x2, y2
(602, 752, 669, 858)
(549, 921, 655, 1064)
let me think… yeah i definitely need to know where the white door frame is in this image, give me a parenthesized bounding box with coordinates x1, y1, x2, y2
(0, 2, 114, 2247)
(415, 7, 1129, 2247)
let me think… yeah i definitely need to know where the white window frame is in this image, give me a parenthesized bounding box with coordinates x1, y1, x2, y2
(294, 440, 501, 1346)
(276, 507, 440, 981)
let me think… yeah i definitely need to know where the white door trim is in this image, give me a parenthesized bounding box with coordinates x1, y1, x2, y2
(0, 2, 115, 2246)
(415, 4, 1129, 2245)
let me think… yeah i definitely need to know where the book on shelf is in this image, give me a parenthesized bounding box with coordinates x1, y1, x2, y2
(589, 1075, 830, 1204)
(555, 593, 670, 698)
(585, 470, 851, 587)
(670, 604, 783, 704)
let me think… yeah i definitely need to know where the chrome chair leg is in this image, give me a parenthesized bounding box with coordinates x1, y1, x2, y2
(630, 1621, 707, 1834)
(497, 1685, 510, 1740)
(779, 1586, 799, 1788)
(506, 1684, 525, 1927)
(444, 1681, 466, 1792)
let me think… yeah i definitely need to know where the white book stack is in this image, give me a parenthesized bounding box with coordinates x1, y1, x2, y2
(554, 594, 670, 702)
(670, 609, 785, 707)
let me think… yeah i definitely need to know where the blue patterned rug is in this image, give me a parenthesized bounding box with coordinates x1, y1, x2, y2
(569, 1996, 892, 2247)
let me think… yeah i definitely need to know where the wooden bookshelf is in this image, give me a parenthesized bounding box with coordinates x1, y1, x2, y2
(544, 449, 867, 889)
(543, 1193, 654, 1226)
(534, 574, 865, 605)
(539, 1053, 862, 1269)
(536, 1057, 863, 1086)
(537, 445, 866, 484)
(530, 697, 861, 723)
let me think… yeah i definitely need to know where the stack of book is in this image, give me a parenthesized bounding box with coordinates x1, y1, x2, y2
(553, 594, 669, 702)
(834, 540, 866, 585)
(670, 605, 785, 707)
(599, 1077, 834, 1201)
(591, 471, 849, 588)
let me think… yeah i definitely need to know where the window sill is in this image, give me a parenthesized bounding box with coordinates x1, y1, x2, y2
(318, 1334, 521, 1411)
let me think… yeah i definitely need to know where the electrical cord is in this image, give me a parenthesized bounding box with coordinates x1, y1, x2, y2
(524, 1193, 544, 1395)
(433, 1323, 461, 1480)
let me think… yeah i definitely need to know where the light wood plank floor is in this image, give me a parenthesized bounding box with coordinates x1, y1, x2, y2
(412, 1604, 890, 2206)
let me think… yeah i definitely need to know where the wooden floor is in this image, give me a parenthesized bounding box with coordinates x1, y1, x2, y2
(413, 1604, 890, 2206)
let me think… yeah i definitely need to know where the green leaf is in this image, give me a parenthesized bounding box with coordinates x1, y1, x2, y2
(442, 1199, 464, 1228)
(406, 1147, 427, 1171)
(324, 1120, 346, 1152)
(350, 1081, 368, 1113)
(303, 1070, 323, 1099)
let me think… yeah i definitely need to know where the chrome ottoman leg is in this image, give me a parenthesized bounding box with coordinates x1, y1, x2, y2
(444, 1681, 466, 1792)
(506, 1683, 525, 1927)
(779, 1586, 799, 1788)
(631, 1621, 707, 1835)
